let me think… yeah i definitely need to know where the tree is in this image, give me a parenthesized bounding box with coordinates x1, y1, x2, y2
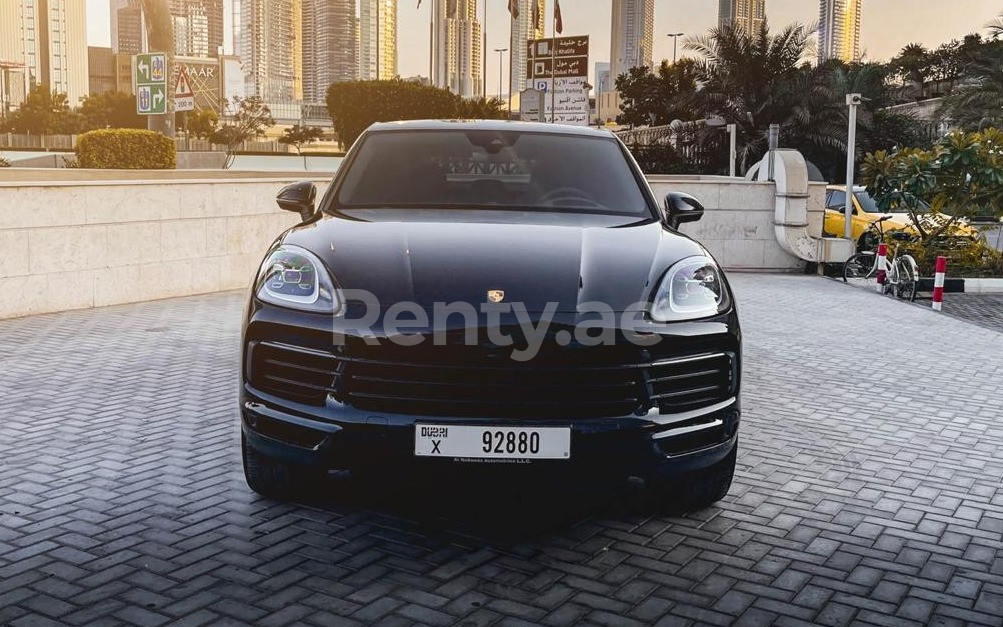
(326, 80, 468, 147)
(455, 97, 507, 119)
(1, 86, 75, 134)
(211, 96, 275, 168)
(861, 128, 1003, 239)
(615, 58, 701, 127)
(78, 91, 146, 130)
(278, 125, 325, 169)
(186, 108, 219, 140)
(686, 21, 846, 174)
(939, 25, 1003, 131)
(888, 43, 934, 92)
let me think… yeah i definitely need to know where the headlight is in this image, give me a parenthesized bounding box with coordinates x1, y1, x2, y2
(650, 256, 729, 322)
(255, 245, 340, 313)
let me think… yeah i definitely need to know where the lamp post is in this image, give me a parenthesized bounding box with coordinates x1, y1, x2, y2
(844, 93, 863, 241)
(494, 48, 508, 102)
(667, 32, 684, 64)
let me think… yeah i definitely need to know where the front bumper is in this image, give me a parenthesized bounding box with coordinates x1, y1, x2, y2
(240, 301, 742, 483)
(241, 388, 740, 482)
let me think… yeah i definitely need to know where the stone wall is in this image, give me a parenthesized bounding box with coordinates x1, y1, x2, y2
(0, 174, 327, 319)
(0, 171, 811, 319)
(648, 175, 827, 271)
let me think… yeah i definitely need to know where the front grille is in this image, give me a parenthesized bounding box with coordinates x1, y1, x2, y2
(649, 353, 734, 413)
(250, 342, 342, 405)
(249, 341, 735, 418)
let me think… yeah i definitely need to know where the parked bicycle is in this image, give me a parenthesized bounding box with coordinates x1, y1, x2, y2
(843, 216, 920, 301)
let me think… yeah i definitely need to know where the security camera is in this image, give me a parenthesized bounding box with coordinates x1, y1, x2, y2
(846, 93, 864, 106)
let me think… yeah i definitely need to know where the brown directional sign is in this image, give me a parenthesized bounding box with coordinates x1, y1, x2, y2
(528, 57, 589, 79)
(526, 35, 589, 79)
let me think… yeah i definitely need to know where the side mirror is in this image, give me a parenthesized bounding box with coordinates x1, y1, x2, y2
(664, 192, 705, 229)
(276, 181, 318, 222)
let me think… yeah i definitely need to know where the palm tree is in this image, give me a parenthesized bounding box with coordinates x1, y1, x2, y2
(941, 13, 1003, 130)
(685, 21, 847, 174)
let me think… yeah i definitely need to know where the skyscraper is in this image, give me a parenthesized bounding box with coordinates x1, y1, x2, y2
(718, 0, 766, 32)
(302, 0, 357, 102)
(508, 0, 544, 98)
(0, 0, 89, 105)
(169, 1, 225, 57)
(818, 0, 863, 63)
(359, 0, 398, 80)
(433, 0, 483, 98)
(241, 0, 301, 102)
(110, 0, 146, 55)
(610, 0, 653, 82)
(112, 0, 224, 58)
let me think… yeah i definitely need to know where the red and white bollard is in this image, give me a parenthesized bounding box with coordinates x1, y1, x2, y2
(876, 243, 888, 292)
(932, 256, 947, 312)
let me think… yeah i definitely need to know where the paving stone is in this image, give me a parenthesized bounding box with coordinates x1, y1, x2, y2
(2, 276, 1003, 625)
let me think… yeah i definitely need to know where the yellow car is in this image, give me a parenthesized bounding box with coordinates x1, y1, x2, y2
(822, 185, 979, 246)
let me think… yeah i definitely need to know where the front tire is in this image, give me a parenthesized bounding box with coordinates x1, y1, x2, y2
(894, 256, 918, 302)
(644, 444, 737, 514)
(242, 435, 323, 499)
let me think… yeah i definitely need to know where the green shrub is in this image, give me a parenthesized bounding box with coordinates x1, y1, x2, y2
(75, 129, 176, 169)
(894, 235, 1003, 278)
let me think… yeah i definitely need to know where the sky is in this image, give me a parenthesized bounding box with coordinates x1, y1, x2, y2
(86, 0, 1003, 96)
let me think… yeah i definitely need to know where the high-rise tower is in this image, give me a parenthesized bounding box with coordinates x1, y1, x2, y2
(610, 0, 654, 81)
(818, 0, 863, 63)
(718, 0, 766, 33)
(359, 0, 398, 80)
(433, 0, 483, 97)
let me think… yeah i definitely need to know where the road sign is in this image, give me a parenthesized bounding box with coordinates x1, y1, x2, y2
(173, 66, 195, 112)
(526, 36, 590, 126)
(135, 52, 168, 115)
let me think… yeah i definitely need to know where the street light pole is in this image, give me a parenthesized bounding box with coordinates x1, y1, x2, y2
(667, 32, 684, 64)
(494, 48, 508, 102)
(844, 93, 862, 241)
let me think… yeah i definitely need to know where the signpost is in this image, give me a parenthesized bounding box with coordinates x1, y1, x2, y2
(527, 36, 589, 126)
(173, 65, 195, 112)
(135, 52, 168, 115)
(519, 88, 545, 122)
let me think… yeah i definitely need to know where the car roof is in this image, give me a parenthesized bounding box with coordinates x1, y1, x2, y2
(366, 119, 617, 138)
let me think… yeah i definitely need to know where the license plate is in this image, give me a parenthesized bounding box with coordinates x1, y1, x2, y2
(414, 424, 571, 460)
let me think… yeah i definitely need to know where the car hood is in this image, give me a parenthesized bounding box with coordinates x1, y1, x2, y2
(282, 214, 707, 313)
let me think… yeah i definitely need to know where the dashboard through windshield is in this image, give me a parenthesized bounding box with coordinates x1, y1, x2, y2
(333, 130, 653, 217)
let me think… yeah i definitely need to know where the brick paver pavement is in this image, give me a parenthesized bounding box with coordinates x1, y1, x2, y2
(1, 274, 1002, 626)
(941, 294, 1003, 335)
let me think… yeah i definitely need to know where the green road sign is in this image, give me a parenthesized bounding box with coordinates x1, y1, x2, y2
(135, 52, 168, 115)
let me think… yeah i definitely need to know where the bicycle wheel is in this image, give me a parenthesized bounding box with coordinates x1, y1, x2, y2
(894, 255, 918, 302)
(842, 252, 876, 287)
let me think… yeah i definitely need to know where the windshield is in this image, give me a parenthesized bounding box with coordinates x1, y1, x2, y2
(854, 189, 930, 214)
(334, 130, 652, 216)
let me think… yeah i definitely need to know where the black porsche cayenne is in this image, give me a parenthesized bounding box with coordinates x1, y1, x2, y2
(241, 120, 741, 510)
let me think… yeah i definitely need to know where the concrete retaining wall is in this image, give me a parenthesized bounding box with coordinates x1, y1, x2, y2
(648, 175, 826, 271)
(0, 174, 327, 319)
(0, 171, 807, 319)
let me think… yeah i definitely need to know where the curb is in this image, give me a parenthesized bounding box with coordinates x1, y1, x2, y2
(916, 277, 1003, 294)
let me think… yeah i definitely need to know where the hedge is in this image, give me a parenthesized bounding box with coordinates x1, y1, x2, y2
(75, 129, 176, 169)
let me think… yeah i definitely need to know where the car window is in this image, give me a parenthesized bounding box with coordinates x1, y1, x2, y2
(334, 130, 652, 216)
(854, 189, 930, 214)
(826, 190, 846, 210)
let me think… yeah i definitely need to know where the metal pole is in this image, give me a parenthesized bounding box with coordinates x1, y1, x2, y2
(844, 94, 860, 241)
(727, 123, 736, 177)
(482, 0, 487, 98)
(429, 1, 434, 85)
(550, 6, 556, 123)
(495, 48, 507, 100)
(667, 33, 683, 65)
